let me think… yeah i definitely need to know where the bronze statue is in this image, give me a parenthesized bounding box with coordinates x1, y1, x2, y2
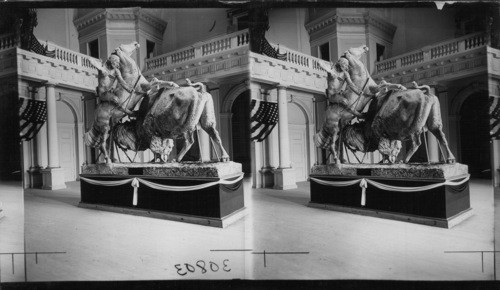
(371, 81, 455, 163)
(84, 42, 229, 163)
(316, 46, 455, 164)
(314, 45, 377, 163)
(84, 42, 178, 164)
(139, 80, 229, 162)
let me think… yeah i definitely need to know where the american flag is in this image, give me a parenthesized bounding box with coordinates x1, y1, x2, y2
(259, 37, 287, 61)
(29, 37, 56, 58)
(250, 99, 279, 142)
(490, 96, 500, 139)
(19, 98, 47, 141)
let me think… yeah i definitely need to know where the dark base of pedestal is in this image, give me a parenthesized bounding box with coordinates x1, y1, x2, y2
(308, 202, 473, 228)
(309, 168, 473, 228)
(79, 164, 245, 227)
(78, 203, 247, 228)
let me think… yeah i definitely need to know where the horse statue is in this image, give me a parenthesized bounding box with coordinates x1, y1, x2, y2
(84, 42, 177, 163)
(314, 45, 378, 164)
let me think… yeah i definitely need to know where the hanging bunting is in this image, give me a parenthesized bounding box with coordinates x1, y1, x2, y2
(18, 98, 47, 141)
(250, 99, 278, 142)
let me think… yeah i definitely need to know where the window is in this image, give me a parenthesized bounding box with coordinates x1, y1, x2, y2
(319, 42, 330, 61)
(146, 40, 156, 59)
(88, 39, 99, 59)
(376, 43, 385, 62)
(237, 15, 249, 31)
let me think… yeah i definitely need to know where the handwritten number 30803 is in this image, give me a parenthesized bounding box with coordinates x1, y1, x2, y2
(175, 259, 231, 276)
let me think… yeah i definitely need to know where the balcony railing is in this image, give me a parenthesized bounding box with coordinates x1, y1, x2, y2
(45, 41, 100, 70)
(375, 32, 487, 74)
(268, 43, 330, 73)
(0, 33, 18, 51)
(145, 29, 250, 72)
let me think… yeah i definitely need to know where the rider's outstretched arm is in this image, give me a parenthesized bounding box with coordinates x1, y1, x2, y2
(114, 69, 133, 93)
(318, 60, 335, 75)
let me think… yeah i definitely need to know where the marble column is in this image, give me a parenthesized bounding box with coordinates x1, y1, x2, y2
(273, 85, 296, 190)
(37, 123, 48, 168)
(198, 126, 211, 162)
(40, 82, 66, 190)
(219, 113, 233, 158)
(30, 122, 48, 188)
(259, 89, 275, 188)
(448, 114, 461, 162)
(426, 132, 440, 162)
(426, 87, 440, 162)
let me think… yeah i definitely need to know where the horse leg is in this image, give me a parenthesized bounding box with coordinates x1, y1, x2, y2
(427, 102, 456, 163)
(404, 133, 422, 163)
(199, 93, 230, 162)
(176, 131, 195, 162)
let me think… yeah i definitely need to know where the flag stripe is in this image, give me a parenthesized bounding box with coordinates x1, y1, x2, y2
(250, 99, 278, 142)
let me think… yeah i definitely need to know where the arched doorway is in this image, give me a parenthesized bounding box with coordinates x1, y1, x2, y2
(231, 90, 251, 174)
(56, 101, 78, 182)
(460, 92, 491, 178)
(288, 102, 309, 182)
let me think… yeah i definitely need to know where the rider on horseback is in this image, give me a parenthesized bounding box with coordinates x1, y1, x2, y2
(91, 52, 137, 117)
(319, 53, 363, 107)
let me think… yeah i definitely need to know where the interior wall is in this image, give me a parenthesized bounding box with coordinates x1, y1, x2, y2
(390, 8, 458, 56)
(267, 8, 311, 55)
(158, 9, 229, 54)
(34, 9, 80, 52)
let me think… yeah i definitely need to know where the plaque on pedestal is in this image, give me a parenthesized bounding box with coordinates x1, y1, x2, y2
(309, 163, 472, 228)
(79, 161, 245, 228)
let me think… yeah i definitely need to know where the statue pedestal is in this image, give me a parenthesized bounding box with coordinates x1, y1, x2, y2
(28, 167, 43, 188)
(273, 168, 297, 190)
(41, 167, 67, 190)
(259, 167, 275, 188)
(79, 161, 245, 228)
(309, 163, 473, 228)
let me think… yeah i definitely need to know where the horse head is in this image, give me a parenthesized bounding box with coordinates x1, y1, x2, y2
(345, 45, 369, 59)
(118, 41, 140, 55)
(114, 42, 140, 73)
(341, 45, 377, 112)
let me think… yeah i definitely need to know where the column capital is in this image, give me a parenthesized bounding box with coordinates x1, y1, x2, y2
(43, 81, 58, 88)
(276, 84, 289, 90)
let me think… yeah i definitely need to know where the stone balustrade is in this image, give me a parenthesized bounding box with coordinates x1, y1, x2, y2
(375, 32, 487, 74)
(145, 29, 250, 72)
(249, 42, 330, 94)
(46, 41, 99, 70)
(0, 33, 17, 51)
(15, 43, 100, 92)
(270, 43, 330, 73)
